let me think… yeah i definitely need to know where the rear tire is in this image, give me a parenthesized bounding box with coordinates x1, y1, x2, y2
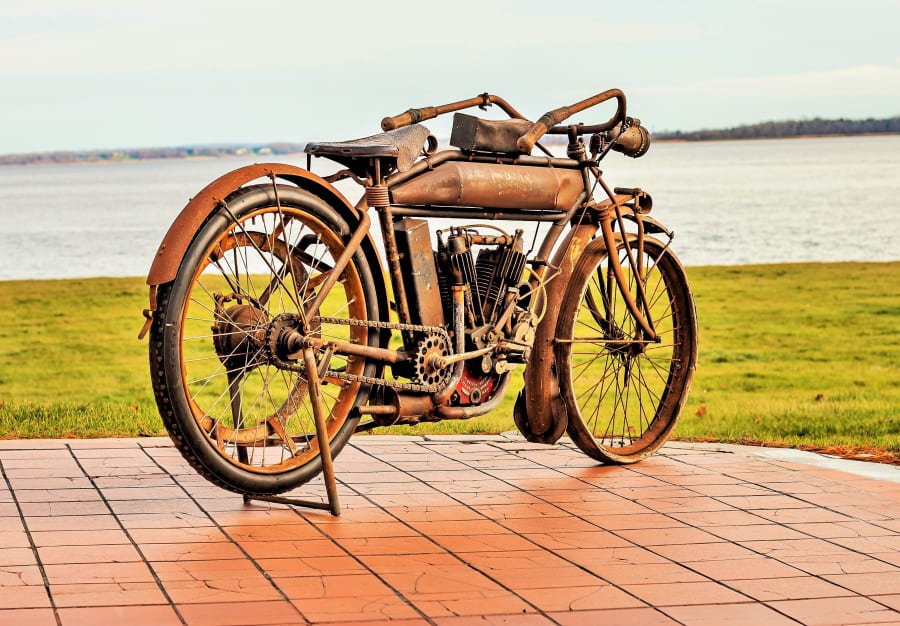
(149, 184, 380, 494)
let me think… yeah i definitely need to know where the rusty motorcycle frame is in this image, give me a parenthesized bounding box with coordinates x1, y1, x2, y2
(142, 89, 698, 506)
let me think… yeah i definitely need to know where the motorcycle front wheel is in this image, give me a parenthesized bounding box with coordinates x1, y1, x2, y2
(556, 234, 697, 464)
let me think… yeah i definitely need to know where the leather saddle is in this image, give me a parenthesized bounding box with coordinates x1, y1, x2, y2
(304, 124, 432, 175)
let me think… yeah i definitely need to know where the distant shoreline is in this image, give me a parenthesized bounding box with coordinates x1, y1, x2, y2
(0, 152, 310, 169)
(3, 116, 899, 167)
(653, 115, 900, 142)
(4, 133, 898, 168)
(654, 131, 900, 143)
(0, 143, 307, 168)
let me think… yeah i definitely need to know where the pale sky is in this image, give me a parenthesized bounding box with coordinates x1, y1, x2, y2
(2, 0, 899, 154)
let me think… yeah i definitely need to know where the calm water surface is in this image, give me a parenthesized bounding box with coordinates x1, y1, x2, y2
(1, 135, 898, 280)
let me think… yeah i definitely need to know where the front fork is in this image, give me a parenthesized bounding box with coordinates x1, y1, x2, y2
(597, 201, 658, 342)
(517, 181, 663, 442)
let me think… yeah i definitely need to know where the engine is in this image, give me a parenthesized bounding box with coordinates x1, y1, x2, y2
(435, 226, 526, 331)
(385, 217, 536, 412)
(392, 218, 534, 408)
(433, 225, 532, 405)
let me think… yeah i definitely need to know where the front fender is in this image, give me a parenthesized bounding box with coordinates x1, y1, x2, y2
(516, 222, 598, 443)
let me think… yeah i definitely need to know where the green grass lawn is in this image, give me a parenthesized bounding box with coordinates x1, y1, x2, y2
(0, 262, 898, 457)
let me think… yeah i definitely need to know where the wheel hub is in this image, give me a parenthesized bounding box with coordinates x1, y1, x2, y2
(607, 340, 648, 357)
(266, 313, 307, 368)
(212, 302, 268, 370)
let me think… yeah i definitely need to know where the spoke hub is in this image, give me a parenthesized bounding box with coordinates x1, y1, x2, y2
(607, 339, 648, 358)
(212, 302, 269, 370)
(266, 313, 308, 368)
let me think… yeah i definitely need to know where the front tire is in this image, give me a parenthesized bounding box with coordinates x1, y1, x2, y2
(556, 234, 697, 464)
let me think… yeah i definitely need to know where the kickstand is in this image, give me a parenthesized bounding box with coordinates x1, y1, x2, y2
(242, 345, 341, 516)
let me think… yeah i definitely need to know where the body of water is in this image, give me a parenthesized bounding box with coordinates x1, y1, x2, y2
(1, 134, 898, 280)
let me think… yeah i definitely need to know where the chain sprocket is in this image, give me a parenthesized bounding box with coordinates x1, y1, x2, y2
(414, 333, 453, 389)
(264, 313, 302, 371)
(267, 315, 454, 393)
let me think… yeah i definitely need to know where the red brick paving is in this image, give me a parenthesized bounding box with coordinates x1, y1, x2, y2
(0, 436, 898, 625)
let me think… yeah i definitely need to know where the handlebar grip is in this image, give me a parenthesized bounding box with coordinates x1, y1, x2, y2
(381, 112, 413, 131)
(516, 115, 554, 153)
(516, 88, 627, 153)
(381, 106, 438, 131)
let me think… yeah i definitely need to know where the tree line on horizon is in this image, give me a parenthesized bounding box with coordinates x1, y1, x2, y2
(2, 116, 899, 165)
(654, 116, 900, 141)
(0, 143, 307, 166)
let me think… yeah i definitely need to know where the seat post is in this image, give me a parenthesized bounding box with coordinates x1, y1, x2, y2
(367, 159, 416, 348)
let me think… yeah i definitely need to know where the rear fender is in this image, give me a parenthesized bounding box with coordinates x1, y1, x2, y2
(143, 162, 387, 324)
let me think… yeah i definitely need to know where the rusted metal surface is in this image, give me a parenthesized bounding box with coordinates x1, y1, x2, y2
(365, 387, 436, 423)
(302, 345, 341, 515)
(394, 218, 444, 327)
(381, 93, 529, 131)
(390, 162, 583, 211)
(611, 119, 652, 158)
(146, 162, 366, 287)
(517, 88, 627, 153)
(302, 336, 407, 365)
(517, 222, 597, 442)
(146, 88, 694, 505)
(375, 189, 418, 349)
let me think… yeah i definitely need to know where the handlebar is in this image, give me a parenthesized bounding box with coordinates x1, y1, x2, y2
(516, 88, 627, 153)
(381, 93, 527, 131)
(381, 89, 629, 154)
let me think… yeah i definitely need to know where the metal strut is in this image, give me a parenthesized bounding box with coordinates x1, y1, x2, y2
(242, 345, 341, 516)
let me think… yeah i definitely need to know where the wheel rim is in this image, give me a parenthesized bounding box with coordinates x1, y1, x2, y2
(177, 204, 367, 474)
(560, 237, 691, 459)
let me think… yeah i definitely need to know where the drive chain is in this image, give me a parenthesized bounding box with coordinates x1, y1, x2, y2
(281, 316, 453, 393)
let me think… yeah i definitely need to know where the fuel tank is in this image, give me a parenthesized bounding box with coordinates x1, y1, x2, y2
(389, 161, 583, 212)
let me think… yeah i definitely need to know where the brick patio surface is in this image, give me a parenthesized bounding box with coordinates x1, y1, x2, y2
(1, 435, 898, 626)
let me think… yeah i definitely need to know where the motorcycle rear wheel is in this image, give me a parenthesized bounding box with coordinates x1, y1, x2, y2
(149, 184, 381, 495)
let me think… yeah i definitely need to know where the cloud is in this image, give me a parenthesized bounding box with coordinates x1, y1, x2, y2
(0, 1, 695, 76)
(632, 63, 900, 130)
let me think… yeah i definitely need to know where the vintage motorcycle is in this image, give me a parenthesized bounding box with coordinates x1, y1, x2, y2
(141, 89, 698, 500)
